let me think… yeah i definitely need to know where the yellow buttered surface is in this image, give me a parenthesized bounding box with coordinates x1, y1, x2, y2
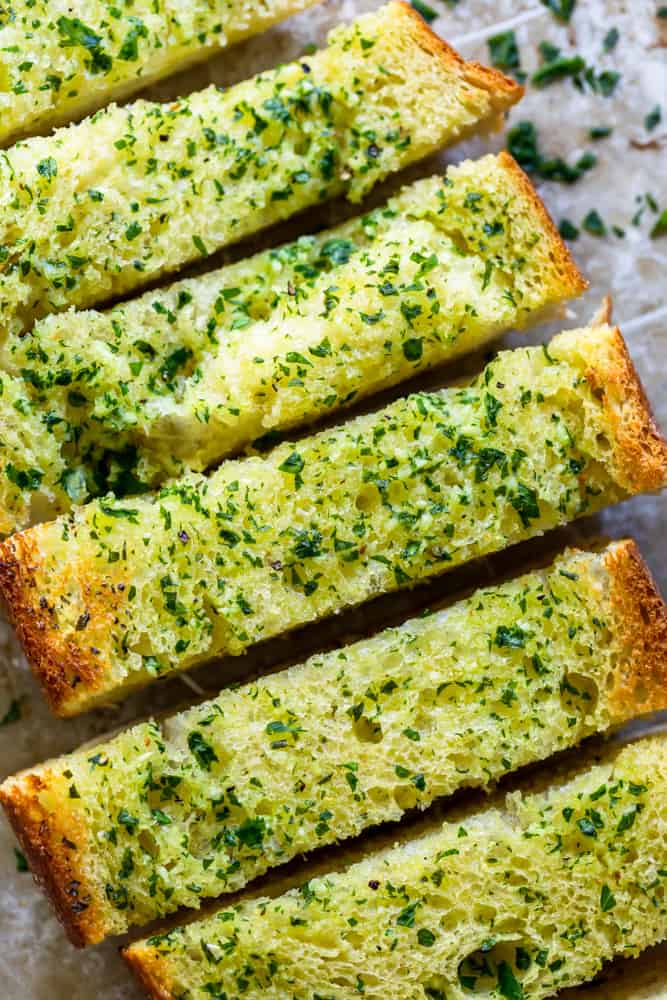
(0, 3, 520, 340)
(123, 737, 667, 999)
(1, 324, 664, 716)
(0, 153, 582, 535)
(0, 0, 321, 146)
(4, 541, 661, 942)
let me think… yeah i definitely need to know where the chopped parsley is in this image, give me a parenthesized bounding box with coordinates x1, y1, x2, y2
(532, 49, 585, 88)
(510, 484, 541, 527)
(117, 809, 139, 834)
(540, 0, 576, 22)
(603, 27, 620, 52)
(600, 884, 616, 912)
(645, 105, 662, 131)
(488, 31, 522, 75)
(531, 40, 621, 96)
(0, 699, 22, 726)
(236, 817, 266, 849)
(559, 219, 579, 241)
(57, 16, 111, 74)
(497, 961, 525, 1000)
(188, 731, 219, 771)
(403, 338, 423, 362)
(192, 235, 208, 257)
(594, 70, 621, 96)
(279, 451, 305, 488)
(507, 121, 596, 184)
(495, 625, 527, 649)
(410, 1, 438, 23)
(651, 210, 667, 238)
(583, 210, 606, 236)
(37, 157, 58, 180)
(14, 848, 28, 872)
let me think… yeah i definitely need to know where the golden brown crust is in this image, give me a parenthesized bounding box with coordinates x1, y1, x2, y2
(605, 539, 667, 718)
(496, 151, 588, 298)
(0, 533, 70, 715)
(0, 770, 107, 947)
(460, 58, 524, 101)
(585, 326, 667, 493)
(123, 944, 177, 1000)
(394, 1, 524, 105)
(591, 295, 613, 326)
(0, 529, 117, 716)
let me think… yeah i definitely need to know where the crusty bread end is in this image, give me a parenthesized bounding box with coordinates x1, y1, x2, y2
(123, 947, 176, 1000)
(0, 769, 106, 947)
(495, 151, 588, 300)
(395, 1, 524, 114)
(593, 326, 667, 493)
(605, 538, 667, 717)
(552, 324, 667, 494)
(0, 528, 114, 716)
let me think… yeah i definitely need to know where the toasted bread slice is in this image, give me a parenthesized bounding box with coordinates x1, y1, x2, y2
(123, 735, 667, 998)
(0, 323, 664, 718)
(0, 152, 584, 536)
(0, 0, 322, 147)
(2, 540, 666, 945)
(0, 2, 522, 340)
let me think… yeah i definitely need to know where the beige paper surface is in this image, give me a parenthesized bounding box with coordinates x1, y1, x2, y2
(1, 2, 665, 996)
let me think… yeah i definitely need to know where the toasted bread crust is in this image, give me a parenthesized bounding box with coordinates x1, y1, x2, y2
(605, 539, 667, 718)
(0, 770, 106, 947)
(0, 531, 110, 716)
(586, 326, 667, 493)
(123, 946, 176, 1000)
(2, 325, 659, 720)
(460, 58, 524, 101)
(591, 295, 613, 326)
(4, 540, 666, 952)
(122, 736, 667, 999)
(395, 1, 524, 107)
(496, 151, 588, 299)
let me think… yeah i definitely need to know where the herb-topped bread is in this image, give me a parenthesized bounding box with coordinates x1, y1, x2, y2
(1, 324, 665, 717)
(0, 152, 584, 535)
(123, 735, 667, 999)
(0, 1, 522, 340)
(2, 540, 666, 946)
(0, 0, 321, 146)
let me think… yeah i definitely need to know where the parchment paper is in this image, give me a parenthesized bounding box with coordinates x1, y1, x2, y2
(1, 2, 665, 997)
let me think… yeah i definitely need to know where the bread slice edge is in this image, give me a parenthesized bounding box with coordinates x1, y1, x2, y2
(2, 538, 666, 947)
(605, 537, 667, 717)
(495, 150, 587, 300)
(0, 526, 110, 717)
(551, 324, 667, 494)
(394, 0, 524, 111)
(123, 946, 176, 1000)
(0, 768, 111, 946)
